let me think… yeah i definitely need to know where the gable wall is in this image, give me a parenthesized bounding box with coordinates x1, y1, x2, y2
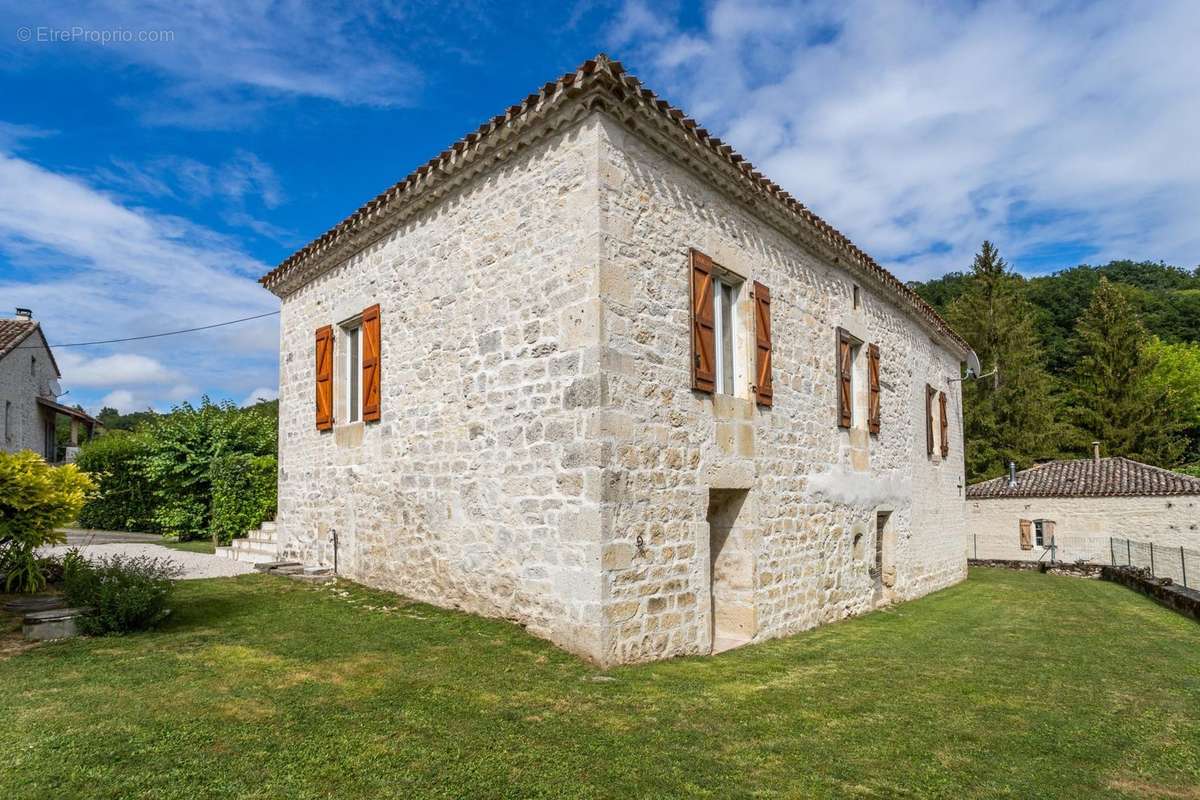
(274, 116, 608, 659)
(593, 116, 967, 663)
(0, 330, 58, 457)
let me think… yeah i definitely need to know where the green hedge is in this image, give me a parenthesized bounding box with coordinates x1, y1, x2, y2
(210, 453, 277, 546)
(75, 432, 159, 533)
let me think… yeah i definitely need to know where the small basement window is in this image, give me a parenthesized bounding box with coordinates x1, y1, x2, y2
(342, 319, 362, 423)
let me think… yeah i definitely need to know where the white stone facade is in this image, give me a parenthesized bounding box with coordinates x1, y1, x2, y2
(271, 104, 969, 665)
(968, 495, 1200, 564)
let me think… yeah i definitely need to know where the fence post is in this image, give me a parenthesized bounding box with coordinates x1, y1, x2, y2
(1149, 542, 1155, 576)
(1183, 546, 1189, 588)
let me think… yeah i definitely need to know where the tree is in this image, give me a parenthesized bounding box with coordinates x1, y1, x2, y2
(139, 398, 277, 541)
(945, 241, 1063, 481)
(1065, 278, 1186, 466)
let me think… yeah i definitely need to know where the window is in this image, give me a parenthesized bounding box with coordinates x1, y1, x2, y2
(852, 284, 861, 310)
(343, 320, 362, 423)
(30, 355, 36, 376)
(3, 400, 10, 441)
(713, 275, 740, 396)
(1033, 519, 1056, 547)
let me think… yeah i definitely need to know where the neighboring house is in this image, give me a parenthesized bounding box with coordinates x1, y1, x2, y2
(0, 309, 100, 461)
(261, 55, 972, 665)
(966, 446, 1200, 563)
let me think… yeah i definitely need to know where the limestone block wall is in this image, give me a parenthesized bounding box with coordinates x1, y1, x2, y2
(0, 328, 58, 457)
(275, 117, 607, 659)
(592, 117, 967, 664)
(967, 495, 1200, 563)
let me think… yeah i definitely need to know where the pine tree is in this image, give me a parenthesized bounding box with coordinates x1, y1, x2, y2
(1067, 277, 1186, 465)
(946, 241, 1062, 481)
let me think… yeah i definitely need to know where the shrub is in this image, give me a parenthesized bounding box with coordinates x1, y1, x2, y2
(62, 551, 182, 634)
(0, 451, 95, 592)
(210, 453, 277, 546)
(140, 398, 277, 540)
(75, 432, 159, 533)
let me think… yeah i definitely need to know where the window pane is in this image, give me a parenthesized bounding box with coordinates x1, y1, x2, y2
(348, 326, 360, 422)
(720, 281, 735, 395)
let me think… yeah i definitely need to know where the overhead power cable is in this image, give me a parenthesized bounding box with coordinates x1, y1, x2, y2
(7, 310, 280, 349)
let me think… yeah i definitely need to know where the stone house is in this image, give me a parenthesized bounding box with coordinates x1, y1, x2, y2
(967, 447, 1200, 564)
(0, 310, 99, 461)
(260, 55, 973, 665)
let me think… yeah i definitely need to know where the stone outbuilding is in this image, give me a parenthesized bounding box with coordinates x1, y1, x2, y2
(0, 310, 100, 462)
(261, 55, 973, 665)
(966, 449, 1200, 563)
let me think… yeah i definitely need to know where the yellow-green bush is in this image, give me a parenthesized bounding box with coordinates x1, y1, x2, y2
(0, 451, 96, 592)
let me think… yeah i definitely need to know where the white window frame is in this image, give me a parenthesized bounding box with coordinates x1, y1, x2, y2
(1033, 519, 1044, 548)
(342, 319, 363, 424)
(712, 273, 743, 397)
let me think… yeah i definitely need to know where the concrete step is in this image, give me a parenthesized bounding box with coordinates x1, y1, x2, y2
(216, 544, 279, 565)
(253, 560, 302, 573)
(259, 520, 277, 533)
(233, 536, 276, 552)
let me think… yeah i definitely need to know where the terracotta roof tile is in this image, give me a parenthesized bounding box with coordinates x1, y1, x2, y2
(0, 318, 37, 359)
(967, 457, 1200, 499)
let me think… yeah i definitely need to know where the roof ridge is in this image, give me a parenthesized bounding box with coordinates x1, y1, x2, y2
(258, 53, 968, 354)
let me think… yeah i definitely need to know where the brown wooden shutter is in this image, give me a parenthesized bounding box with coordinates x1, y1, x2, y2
(690, 250, 716, 393)
(1042, 520, 1055, 548)
(836, 328, 853, 428)
(362, 304, 381, 422)
(1019, 519, 1033, 550)
(315, 325, 334, 431)
(867, 343, 881, 434)
(753, 281, 772, 407)
(925, 385, 935, 455)
(939, 391, 949, 457)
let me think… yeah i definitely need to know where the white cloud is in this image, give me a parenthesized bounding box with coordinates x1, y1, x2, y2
(612, 0, 1200, 278)
(1, 1, 424, 125)
(240, 387, 278, 407)
(0, 144, 278, 408)
(97, 389, 150, 414)
(56, 352, 175, 387)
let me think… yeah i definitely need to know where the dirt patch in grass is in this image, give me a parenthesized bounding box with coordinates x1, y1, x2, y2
(1108, 778, 1200, 799)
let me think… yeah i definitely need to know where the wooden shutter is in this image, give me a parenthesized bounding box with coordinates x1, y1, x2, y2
(939, 391, 949, 457)
(1042, 520, 1056, 548)
(361, 304, 381, 422)
(1019, 519, 1033, 550)
(690, 250, 716, 393)
(836, 328, 853, 428)
(925, 385, 935, 456)
(315, 325, 334, 431)
(753, 281, 772, 407)
(867, 343, 881, 434)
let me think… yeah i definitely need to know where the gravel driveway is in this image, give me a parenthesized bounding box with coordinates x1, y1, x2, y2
(40, 543, 256, 579)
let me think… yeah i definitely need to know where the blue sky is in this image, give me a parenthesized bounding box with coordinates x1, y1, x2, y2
(1, 1, 1196, 413)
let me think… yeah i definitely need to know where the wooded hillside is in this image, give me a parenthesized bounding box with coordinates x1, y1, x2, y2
(910, 249, 1200, 483)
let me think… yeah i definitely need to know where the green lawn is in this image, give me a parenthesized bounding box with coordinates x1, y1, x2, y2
(157, 539, 217, 555)
(1, 569, 1197, 799)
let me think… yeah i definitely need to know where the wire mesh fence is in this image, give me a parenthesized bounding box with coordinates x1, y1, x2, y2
(969, 532, 1197, 589)
(1110, 537, 1196, 589)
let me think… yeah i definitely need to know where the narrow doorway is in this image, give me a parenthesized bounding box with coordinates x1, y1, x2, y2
(708, 488, 755, 653)
(874, 511, 892, 601)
